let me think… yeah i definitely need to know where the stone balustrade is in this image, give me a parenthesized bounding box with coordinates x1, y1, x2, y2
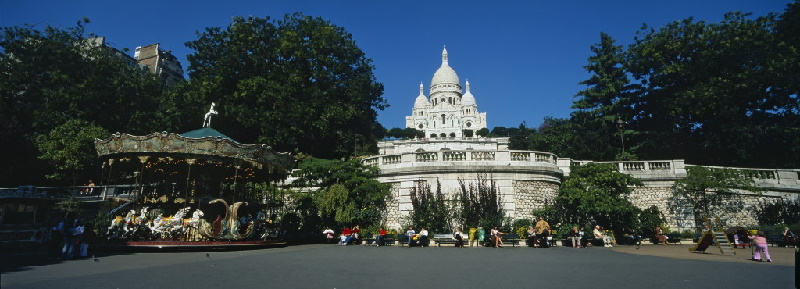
(562, 159, 800, 187)
(363, 149, 559, 167)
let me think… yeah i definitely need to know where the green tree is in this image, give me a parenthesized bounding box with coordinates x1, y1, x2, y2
(0, 19, 165, 185)
(570, 32, 633, 160)
(34, 119, 108, 182)
(672, 166, 761, 231)
(402, 128, 424, 139)
(625, 12, 800, 167)
(573, 33, 630, 117)
(291, 158, 390, 227)
(181, 14, 387, 159)
(549, 163, 644, 232)
(387, 127, 405, 139)
(408, 180, 452, 233)
(456, 174, 507, 229)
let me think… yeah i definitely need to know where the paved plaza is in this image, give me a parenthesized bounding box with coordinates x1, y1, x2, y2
(1, 243, 796, 288)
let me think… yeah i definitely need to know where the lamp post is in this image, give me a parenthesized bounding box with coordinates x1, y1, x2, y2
(616, 118, 626, 159)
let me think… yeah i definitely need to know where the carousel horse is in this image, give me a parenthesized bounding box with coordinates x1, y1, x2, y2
(138, 207, 149, 223)
(202, 199, 248, 240)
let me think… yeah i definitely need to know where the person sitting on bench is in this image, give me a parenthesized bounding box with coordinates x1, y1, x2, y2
(454, 228, 465, 247)
(594, 225, 613, 247)
(491, 227, 505, 248)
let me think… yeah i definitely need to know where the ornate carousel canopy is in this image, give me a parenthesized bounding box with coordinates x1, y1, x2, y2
(94, 128, 294, 173)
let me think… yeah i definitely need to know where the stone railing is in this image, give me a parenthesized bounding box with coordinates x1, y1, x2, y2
(699, 165, 800, 186)
(567, 160, 681, 172)
(415, 152, 438, 162)
(362, 150, 559, 167)
(471, 151, 495, 161)
(564, 160, 800, 187)
(382, 155, 401, 165)
(561, 159, 687, 180)
(620, 161, 672, 171)
(443, 151, 467, 161)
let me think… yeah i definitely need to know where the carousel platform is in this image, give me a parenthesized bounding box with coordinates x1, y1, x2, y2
(94, 239, 287, 250)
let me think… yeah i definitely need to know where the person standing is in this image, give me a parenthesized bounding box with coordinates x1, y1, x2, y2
(749, 231, 771, 262)
(48, 218, 64, 259)
(568, 226, 581, 248)
(535, 217, 550, 247)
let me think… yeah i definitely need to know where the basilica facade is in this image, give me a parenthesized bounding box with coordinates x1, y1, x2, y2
(405, 47, 487, 138)
(364, 47, 800, 233)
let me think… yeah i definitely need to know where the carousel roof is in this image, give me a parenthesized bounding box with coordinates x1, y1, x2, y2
(94, 129, 294, 171)
(179, 127, 236, 143)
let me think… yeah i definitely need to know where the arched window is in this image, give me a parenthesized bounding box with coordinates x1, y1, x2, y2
(440, 133, 446, 137)
(441, 114, 446, 125)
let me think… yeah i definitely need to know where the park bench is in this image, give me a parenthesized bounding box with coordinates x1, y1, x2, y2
(361, 233, 395, 246)
(666, 233, 682, 244)
(398, 234, 429, 247)
(433, 233, 463, 247)
(482, 233, 521, 247)
(361, 233, 375, 245)
(397, 234, 409, 246)
(766, 234, 783, 247)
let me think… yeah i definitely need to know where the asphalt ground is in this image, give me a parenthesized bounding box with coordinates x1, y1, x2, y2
(1, 243, 796, 288)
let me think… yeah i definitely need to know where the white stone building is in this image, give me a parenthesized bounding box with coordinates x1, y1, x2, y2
(405, 47, 487, 138)
(365, 47, 800, 233)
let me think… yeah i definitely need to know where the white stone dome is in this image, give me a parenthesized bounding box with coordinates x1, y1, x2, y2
(431, 47, 460, 87)
(462, 80, 476, 106)
(414, 82, 428, 108)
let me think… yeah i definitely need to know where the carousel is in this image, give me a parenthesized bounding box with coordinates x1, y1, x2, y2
(92, 103, 294, 248)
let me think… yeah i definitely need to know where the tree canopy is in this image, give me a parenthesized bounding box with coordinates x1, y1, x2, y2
(507, 3, 800, 167)
(0, 19, 165, 185)
(290, 158, 391, 227)
(178, 13, 387, 159)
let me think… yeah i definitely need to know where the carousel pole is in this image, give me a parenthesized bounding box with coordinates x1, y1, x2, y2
(232, 166, 240, 204)
(185, 159, 196, 208)
(106, 159, 115, 194)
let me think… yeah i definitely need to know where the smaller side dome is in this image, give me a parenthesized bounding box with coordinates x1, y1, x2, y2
(462, 80, 476, 106)
(414, 82, 429, 108)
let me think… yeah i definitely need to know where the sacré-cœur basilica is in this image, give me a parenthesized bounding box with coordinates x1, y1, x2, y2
(363, 47, 800, 232)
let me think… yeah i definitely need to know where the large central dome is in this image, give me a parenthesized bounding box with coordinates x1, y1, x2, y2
(430, 47, 460, 92)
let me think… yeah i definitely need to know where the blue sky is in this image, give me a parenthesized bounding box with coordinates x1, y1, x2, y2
(1, 0, 792, 129)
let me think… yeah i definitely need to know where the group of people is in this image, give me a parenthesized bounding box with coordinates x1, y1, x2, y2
(405, 226, 429, 247)
(324, 225, 362, 245)
(525, 217, 553, 248)
(48, 217, 90, 260)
